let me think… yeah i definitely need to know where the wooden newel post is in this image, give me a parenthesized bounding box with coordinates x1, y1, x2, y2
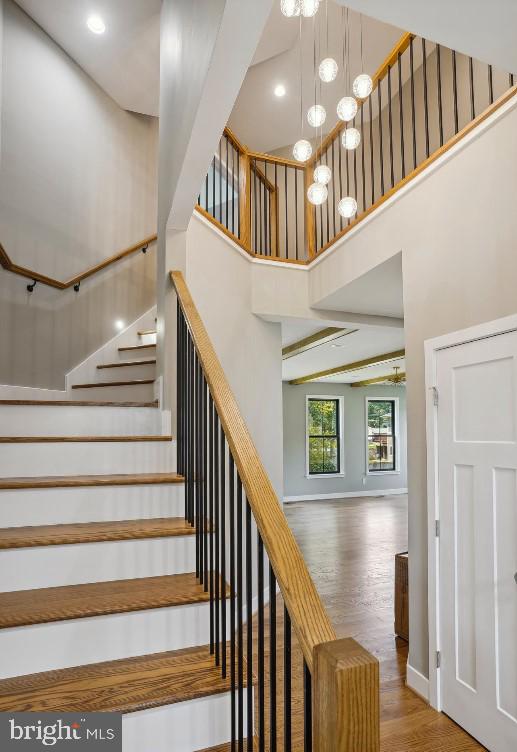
(313, 638, 380, 752)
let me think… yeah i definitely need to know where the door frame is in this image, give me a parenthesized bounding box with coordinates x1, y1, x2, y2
(425, 312, 517, 711)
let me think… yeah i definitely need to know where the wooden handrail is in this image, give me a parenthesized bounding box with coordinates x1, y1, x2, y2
(172, 269, 380, 749)
(171, 269, 335, 670)
(0, 235, 157, 290)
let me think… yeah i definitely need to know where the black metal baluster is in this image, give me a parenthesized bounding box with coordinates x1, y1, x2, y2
(422, 39, 430, 158)
(259, 167, 263, 253)
(331, 139, 337, 238)
(352, 126, 358, 212)
(254, 159, 258, 253)
(226, 136, 229, 230)
(257, 536, 265, 752)
(398, 51, 406, 178)
(436, 44, 444, 147)
(220, 423, 227, 678)
(237, 150, 241, 239)
(452, 49, 459, 134)
(338, 131, 344, 230)
(209, 395, 215, 654)
(488, 64, 494, 105)
(469, 57, 476, 120)
(195, 357, 201, 581)
(237, 477, 244, 751)
(510, 73, 515, 87)
(284, 165, 289, 259)
(203, 376, 208, 593)
(319, 183, 323, 247)
(369, 94, 374, 205)
(205, 170, 209, 213)
(219, 139, 223, 224)
(229, 455, 236, 750)
(268, 163, 272, 255)
(410, 38, 417, 170)
(295, 166, 299, 260)
(214, 407, 220, 666)
(325, 150, 330, 245)
(284, 606, 292, 752)
(304, 661, 312, 752)
(212, 154, 216, 220)
(246, 501, 253, 751)
(387, 65, 394, 187)
(269, 565, 277, 752)
(377, 79, 385, 195)
(274, 161, 278, 254)
(231, 145, 235, 236)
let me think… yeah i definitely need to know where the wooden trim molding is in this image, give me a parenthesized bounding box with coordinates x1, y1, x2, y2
(0, 235, 157, 290)
(350, 372, 406, 387)
(282, 328, 354, 359)
(290, 349, 405, 385)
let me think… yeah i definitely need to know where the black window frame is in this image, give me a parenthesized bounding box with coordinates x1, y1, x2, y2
(367, 398, 397, 473)
(307, 397, 342, 476)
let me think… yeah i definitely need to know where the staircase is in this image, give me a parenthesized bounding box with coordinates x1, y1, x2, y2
(0, 319, 236, 751)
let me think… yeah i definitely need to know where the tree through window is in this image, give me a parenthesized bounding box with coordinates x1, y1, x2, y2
(367, 399, 396, 472)
(307, 398, 341, 475)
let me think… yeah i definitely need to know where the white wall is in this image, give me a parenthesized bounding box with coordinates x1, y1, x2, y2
(0, 0, 158, 389)
(283, 382, 407, 500)
(305, 95, 517, 679)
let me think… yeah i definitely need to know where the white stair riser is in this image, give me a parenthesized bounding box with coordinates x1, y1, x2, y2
(70, 383, 155, 402)
(0, 535, 195, 590)
(0, 406, 161, 436)
(0, 441, 176, 477)
(138, 333, 157, 346)
(118, 348, 156, 362)
(0, 484, 185, 527)
(123, 693, 243, 752)
(94, 364, 156, 383)
(0, 601, 214, 678)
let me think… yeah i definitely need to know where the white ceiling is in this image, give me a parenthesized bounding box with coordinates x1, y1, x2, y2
(316, 254, 404, 319)
(14, 0, 161, 116)
(281, 322, 405, 383)
(229, 1, 403, 153)
(335, 0, 517, 75)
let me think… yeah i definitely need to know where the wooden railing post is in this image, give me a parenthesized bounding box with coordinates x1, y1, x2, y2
(304, 165, 316, 259)
(239, 151, 252, 253)
(313, 638, 380, 752)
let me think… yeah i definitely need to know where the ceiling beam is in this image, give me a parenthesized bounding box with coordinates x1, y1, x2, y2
(350, 372, 406, 388)
(282, 328, 356, 360)
(289, 349, 405, 385)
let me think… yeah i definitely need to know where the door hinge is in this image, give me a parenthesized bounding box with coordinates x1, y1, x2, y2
(435, 519, 440, 538)
(436, 650, 441, 669)
(432, 386, 439, 407)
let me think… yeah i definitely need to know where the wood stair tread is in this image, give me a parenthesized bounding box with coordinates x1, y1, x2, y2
(0, 400, 159, 407)
(0, 644, 233, 714)
(0, 472, 184, 490)
(72, 379, 154, 389)
(97, 359, 156, 369)
(118, 344, 156, 352)
(0, 435, 172, 443)
(0, 572, 216, 628)
(196, 741, 256, 752)
(0, 517, 194, 549)
(138, 329, 157, 336)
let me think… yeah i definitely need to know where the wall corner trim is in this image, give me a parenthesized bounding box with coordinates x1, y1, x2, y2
(283, 488, 408, 503)
(406, 662, 430, 702)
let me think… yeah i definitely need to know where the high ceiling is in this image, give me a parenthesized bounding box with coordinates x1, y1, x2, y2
(229, 1, 403, 153)
(14, 0, 161, 116)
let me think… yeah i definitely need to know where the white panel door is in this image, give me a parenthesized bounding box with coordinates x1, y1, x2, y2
(436, 329, 517, 751)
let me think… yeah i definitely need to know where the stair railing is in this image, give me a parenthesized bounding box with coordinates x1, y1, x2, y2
(196, 32, 517, 265)
(172, 269, 380, 751)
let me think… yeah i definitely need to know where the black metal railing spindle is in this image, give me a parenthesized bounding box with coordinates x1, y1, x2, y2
(422, 39, 430, 158)
(237, 477, 244, 750)
(209, 395, 215, 653)
(214, 407, 220, 666)
(387, 65, 395, 187)
(269, 565, 277, 752)
(304, 661, 312, 752)
(246, 501, 253, 750)
(284, 606, 292, 752)
(257, 536, 265, 751)
(220, 424, 227, 678)
(229, 455, 237, 749)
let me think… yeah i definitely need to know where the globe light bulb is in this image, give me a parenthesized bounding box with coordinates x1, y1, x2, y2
(313, 164, 332, 185)
(280, 0, 301, 17)
(301, 0, 319, 17)
(336, 96, 358, 123)
(293, 139, 313, 162)
(307, 182, 328, 205)
(338, 196, 358, 218)
(341, 127, 361, 150)
(307, 104, 326, 128)
(319, 58, 338, 83)
(353, 73, 373, 99)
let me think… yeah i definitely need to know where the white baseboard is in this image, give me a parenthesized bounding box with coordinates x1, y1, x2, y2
(406, 662, 430, 702)
(283, 488, 408, 502)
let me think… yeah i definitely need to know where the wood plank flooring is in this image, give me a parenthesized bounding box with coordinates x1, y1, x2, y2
(284, 494, 485, 751)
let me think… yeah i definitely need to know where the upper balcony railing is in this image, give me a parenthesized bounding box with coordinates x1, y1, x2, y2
(196, 31, 517, 265)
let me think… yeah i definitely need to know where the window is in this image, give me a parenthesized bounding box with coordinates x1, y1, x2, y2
(307, 397, 343, 476)
(367, 399, 397, 473)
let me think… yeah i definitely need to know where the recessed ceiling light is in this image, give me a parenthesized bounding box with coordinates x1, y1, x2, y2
(274, 84, 286, 98)
(331, 343, 345, 348)
(87, 15, 106, 34)
(115, 319, 125, 331)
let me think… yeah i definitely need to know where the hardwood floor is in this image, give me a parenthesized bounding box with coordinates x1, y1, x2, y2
(284, 494, 485, 751)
